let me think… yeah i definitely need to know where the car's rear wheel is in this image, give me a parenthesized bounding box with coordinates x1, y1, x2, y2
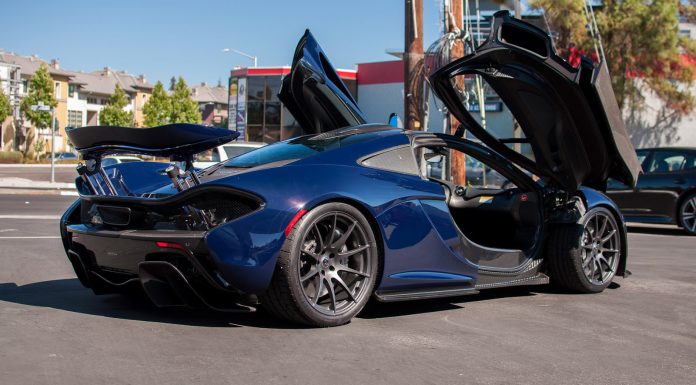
(260, 202, 379, 327)
(547, 207, 621, 293)
(678, 193, 696, 235)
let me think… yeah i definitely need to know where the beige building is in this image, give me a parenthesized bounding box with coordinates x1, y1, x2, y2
(190, 82, 228, 127)
(0, 51, 153, 153)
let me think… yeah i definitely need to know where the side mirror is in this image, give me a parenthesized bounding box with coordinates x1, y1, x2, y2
(424, 153, 443, 164)
(388, 113, 403, 128)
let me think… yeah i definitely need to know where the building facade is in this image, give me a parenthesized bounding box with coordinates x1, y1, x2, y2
(0, 51, 153, 153)
(190, 82, 228, 127)
(228, 67, 357, 143)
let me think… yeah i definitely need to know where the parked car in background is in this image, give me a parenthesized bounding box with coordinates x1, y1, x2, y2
(193, 142, 266, 169)
(49, 152, 78, 161)
(607, 147, 696, 235)
(102, 156, 144, 167)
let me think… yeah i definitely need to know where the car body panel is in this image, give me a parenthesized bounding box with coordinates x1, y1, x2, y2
(429, 11, 641, 192)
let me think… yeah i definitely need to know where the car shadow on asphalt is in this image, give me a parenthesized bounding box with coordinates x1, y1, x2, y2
(0, 278, 307, 330)
(358, 287, 538, 319)
(0, 278, 621, 328)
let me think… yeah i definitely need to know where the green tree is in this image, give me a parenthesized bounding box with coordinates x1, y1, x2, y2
(529, 0, 695, 116)
(169, 77, 201, 124)
(20, 63, 56, 130)
(0, 87, 11, 124)
(142, 81, 171, 127)
(99, 84, 134, 126)
(19, 63, 56, 156)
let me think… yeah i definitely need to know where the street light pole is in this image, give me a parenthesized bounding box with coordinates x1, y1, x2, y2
(50, 107, 55, 184)
(221, 48, 258, 67)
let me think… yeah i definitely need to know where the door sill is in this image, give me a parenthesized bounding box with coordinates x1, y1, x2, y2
(374, 286, 479, 302)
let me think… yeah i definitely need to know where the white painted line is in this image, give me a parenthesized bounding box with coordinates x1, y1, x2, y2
(60, 191, 79, 196)
(0, 236, 61, 239)
(0, 215, 61, 220)
(0, 229, 17, 233)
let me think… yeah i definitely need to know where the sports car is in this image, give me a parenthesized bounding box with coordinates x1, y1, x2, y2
(60, 12, 641, 327)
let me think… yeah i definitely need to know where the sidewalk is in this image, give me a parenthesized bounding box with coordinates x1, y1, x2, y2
(0, 177, 76, 195)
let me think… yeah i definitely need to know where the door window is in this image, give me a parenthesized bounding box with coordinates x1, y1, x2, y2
(645, 151, 689, 173)
(422, 148, 516, 190)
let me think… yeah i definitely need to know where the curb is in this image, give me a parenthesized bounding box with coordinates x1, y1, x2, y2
(0, 164, 77, 168)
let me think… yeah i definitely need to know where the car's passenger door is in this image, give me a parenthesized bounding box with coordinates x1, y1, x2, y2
(606, 150, 650, 215)
(634, 150, 694, 220)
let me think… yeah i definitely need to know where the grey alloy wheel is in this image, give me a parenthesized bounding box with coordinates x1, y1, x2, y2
(580, 210, 621, 286)
(679, 194, 696, 235)
(297, 211, 374, 316)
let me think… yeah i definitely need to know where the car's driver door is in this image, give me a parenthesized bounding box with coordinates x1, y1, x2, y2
(414, 133, 543, 271)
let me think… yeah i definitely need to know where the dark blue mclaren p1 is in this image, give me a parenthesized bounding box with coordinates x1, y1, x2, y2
(60, 12, 641, 327)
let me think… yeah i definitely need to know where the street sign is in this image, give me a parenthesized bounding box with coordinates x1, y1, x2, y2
(30, 103, 52, 112)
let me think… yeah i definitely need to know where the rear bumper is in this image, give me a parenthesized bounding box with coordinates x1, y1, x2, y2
(64, 224, 253, 312)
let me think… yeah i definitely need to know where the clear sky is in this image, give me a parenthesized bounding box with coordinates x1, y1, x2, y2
(1, 0, 446, 86)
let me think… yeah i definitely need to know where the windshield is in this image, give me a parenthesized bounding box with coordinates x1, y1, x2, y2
(224, 145, 259, 159)
(223, 128, 393, 168)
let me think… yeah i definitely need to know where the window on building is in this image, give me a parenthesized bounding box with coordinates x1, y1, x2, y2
(22, 80, 28, 93)
(87, 97, 97, 104)
(54, 82, 61, 98)
(67, 110, 83, 128)
(242, 75, 285, 144)
(68, 84, 75, 97)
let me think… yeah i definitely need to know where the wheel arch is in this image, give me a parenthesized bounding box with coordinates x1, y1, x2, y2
(675, 187, 696, 227)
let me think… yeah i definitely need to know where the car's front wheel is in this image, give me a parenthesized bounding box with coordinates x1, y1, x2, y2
(547, 207, 622, 293)
(260, 202, 379, 327)
(678, 193, 696, 235)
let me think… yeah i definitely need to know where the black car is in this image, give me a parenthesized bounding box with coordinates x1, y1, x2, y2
(607, 147, 696, 234)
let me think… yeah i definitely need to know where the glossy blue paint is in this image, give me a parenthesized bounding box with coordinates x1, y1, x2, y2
(75, 161, 170, 196)
(578, 187, 625, 222)
(389, 271, 474, 282)
(203, 131, 447, 293)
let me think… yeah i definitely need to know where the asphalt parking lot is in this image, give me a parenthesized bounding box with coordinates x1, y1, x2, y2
(0, 194, 694, 385)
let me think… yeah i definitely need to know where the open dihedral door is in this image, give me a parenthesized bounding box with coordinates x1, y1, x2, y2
(66, 123, 237, 196)
(429, 11, 641, 192)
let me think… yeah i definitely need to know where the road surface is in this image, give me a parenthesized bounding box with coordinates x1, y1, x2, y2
(0, 194, 694, 384)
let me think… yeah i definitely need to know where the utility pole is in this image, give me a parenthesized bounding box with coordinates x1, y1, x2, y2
(448, 0, 466, 185)
(404, 0, 423, 131)
(514, 0, 522, 19)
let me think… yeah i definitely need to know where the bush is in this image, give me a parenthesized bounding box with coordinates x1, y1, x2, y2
(0, 151, 22, 164)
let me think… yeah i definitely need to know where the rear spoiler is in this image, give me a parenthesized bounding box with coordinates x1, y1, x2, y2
(66, 124, 238, 197)
(67, 123, 238, 159)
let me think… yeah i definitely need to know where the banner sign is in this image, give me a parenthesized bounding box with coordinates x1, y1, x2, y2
(228, 77, 238, 131)
(235, 77, 247, 142)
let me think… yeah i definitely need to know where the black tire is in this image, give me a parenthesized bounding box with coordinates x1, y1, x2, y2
(260, 202, 379, 327)
(678, 193, 696, 235)
(546, 207, 622, 293)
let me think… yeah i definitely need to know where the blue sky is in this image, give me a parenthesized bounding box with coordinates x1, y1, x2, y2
(1, 0, 447, 86)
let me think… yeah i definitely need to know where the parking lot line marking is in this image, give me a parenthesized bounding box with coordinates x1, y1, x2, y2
(0, 215, 61, 220)
(0, 236, 61, 239)
(60, 191, 78, 196)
